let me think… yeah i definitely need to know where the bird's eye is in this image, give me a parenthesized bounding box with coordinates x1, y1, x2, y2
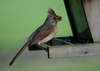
(53, 17, 56, 20)
(49, 15, 52, 17)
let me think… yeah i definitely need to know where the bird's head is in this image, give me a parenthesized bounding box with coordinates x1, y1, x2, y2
(48, 8, 62, 22)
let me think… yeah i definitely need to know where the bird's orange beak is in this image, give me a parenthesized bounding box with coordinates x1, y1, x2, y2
(56, 16, 62, 22)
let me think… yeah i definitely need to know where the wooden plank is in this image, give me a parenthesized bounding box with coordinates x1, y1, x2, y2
(49, 43, 100, 58)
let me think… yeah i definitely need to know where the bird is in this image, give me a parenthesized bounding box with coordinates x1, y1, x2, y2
(9, 8, 62, 66)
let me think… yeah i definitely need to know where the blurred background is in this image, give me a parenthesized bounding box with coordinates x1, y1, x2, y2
(0, 0, 100, 71)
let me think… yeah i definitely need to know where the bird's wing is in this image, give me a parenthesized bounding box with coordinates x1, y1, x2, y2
(28, 25, 55, 45)
(27, 15, 50, 41)
(27, 25, 43, 41)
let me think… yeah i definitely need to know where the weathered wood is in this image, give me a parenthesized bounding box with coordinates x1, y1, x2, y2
(83, 0, 100, 42)
(49, 43, 100, 58)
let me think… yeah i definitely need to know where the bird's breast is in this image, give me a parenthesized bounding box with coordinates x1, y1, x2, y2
(38, 27, 57, 44)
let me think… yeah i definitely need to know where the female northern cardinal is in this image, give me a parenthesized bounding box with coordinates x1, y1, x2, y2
(9, 8, 62, 66)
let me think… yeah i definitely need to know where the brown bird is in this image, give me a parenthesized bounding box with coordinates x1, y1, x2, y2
(9, 8, 62, 66)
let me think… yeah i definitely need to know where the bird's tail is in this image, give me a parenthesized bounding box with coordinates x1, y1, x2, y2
(9, 41, 30, 66)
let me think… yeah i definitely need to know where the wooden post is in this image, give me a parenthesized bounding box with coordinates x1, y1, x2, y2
(83, 0, 100, 42)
